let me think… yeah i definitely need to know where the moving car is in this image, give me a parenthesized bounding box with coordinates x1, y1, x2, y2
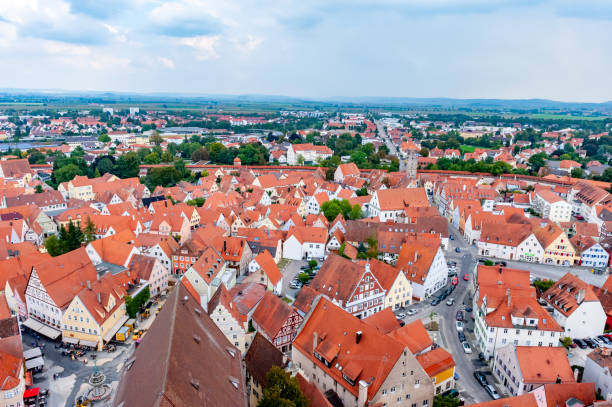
(463, 274, 470, 281)
(455, 247, 461, 253)
(485, 385, 500, 400)
(473, 371, 488, 387)
(462, 342, 472, 354)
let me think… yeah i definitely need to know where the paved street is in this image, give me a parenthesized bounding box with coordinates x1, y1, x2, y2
(375, 119, 405, 171)
(446, 223, 608, 287)
(280, 259, 308, 299)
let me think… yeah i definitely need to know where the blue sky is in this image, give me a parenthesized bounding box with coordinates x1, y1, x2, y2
(0, 0, 611, 102)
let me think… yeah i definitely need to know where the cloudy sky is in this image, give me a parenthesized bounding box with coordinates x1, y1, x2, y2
(0, 0, 611, 101)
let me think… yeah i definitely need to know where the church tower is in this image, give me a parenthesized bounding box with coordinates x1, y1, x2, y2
(405, 149, 418, 179)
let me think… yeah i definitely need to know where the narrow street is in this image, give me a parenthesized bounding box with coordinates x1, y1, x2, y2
(375, 119, 405, 171)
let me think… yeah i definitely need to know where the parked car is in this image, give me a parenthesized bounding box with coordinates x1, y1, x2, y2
(398, 320, 406, 327)
(446, 298, 455, 306)
(495, 261, 507, 267)
(456, 321, 464, 332)
(458, 331, 466, 342)
(584, 338, 597, 349)
(573, 338, 587, 349)
(478, 258, 487, 264)
(478, 352, 486, 361)
(463, 274, 470, 281)
(451, 276, 459, 285)
(485, 385, 501, 400)
(431, 298, 441, 306)
(473, 371, 488, 387)
(406, 309, 417, 316)
(462, 342, 472, 354)
(450, 235, 454, 240)
(396, 313, 406, 319)
(455, 247, 461, 253)
(456, 310, 463, 321)
(591, 337, 605, 347)
(599, 335, 612, 346)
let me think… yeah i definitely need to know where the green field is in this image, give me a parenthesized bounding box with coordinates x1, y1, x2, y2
(526, 113, 608, 121)
(460, 145, 476, 153)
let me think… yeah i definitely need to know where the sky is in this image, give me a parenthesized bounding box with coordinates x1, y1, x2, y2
(1, 0, 612, 102)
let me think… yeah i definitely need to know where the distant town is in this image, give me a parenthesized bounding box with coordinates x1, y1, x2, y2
(1, 95, 612, 407)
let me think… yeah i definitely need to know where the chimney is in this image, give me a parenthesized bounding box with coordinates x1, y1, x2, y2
(576, 288, 586, 304)
(86, 280, 91, 290)
(506, 288, 511, 307)
(356, 330, 362, 344)
(364, 262, 370, 274)
(97, 292, 101, 304)
(312, 331, 318, 353)
(223, 240, 227, 252)
(358, 380, 369, 407)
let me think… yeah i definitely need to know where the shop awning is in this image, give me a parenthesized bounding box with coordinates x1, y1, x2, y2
(23, 387, 39, 399)
(22, 318, 61, 340)
(62, 337, 79, 345)
(79, 340, 98, 348)
(23, 347, 42, 361)
(102, 314, 129, 342)
(25, 357, 44, 370)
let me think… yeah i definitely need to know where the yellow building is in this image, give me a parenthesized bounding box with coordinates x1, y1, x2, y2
(61, 275, 128, 350)
(535, 223, 578, 266)
(416, 348, 456, 395)
(370, 259, 413, 310)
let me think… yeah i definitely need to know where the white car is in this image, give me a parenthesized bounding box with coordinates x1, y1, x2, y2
(462, 342, 472, 354)
(446, 298, 455, 306)
(406, 309, 417, 316)
(396, 313, 406, 319)
(456, 321, 464, 332)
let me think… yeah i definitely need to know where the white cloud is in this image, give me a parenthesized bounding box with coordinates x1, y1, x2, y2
(157, 56, 175, 69)
(178, 35, 220, 60)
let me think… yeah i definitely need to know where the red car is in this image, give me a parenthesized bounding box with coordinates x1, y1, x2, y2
(451, 277, 459, 286)
(463, 274, 470, 281)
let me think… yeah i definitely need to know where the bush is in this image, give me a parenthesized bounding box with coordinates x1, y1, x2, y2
(560, 337, 573, 348)
(484, 260, 494, 266)
(125, 286, 150, 318)
(308, 260, 317, 269)
(298, 273, 311, 284)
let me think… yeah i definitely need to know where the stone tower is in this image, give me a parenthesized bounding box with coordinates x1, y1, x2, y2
(405, 149, 418, 179)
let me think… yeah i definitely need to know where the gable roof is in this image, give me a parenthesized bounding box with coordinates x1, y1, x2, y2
(113, 282, 247, 407)
(515, 346, 574, 384)
(244, 333, 286, 389)
(251, 291, 296, 339)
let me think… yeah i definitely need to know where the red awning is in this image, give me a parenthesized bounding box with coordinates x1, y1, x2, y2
(23, 387, 39, 399)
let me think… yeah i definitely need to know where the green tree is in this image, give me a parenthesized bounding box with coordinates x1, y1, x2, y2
(161, 151, 174, 163)
(149, 133, 164, 145)
(349, 204, 362, 220)
(84, 217, 96, 243)
(53, 164, 81, 183)
(571, 167, 585, 179)
(191, 147, 209, 162)
(44, 235, 63, 257)
(528, 152, 548, 173)
(433, 394, 461, 407)
(34, 185, 44, 193)
(96, 157, 115, 175)
(533, 279, 555, 293)
(124, 286, 151, 318)
(116, 152, 141, 178)
(98, 133, 111, 143)
(144, 151, 161, 164)
(419, 147, 429, 157)
(28, 150, 46, 164)
(66, 221, 84, 251)
(257, 366, 307, 407)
